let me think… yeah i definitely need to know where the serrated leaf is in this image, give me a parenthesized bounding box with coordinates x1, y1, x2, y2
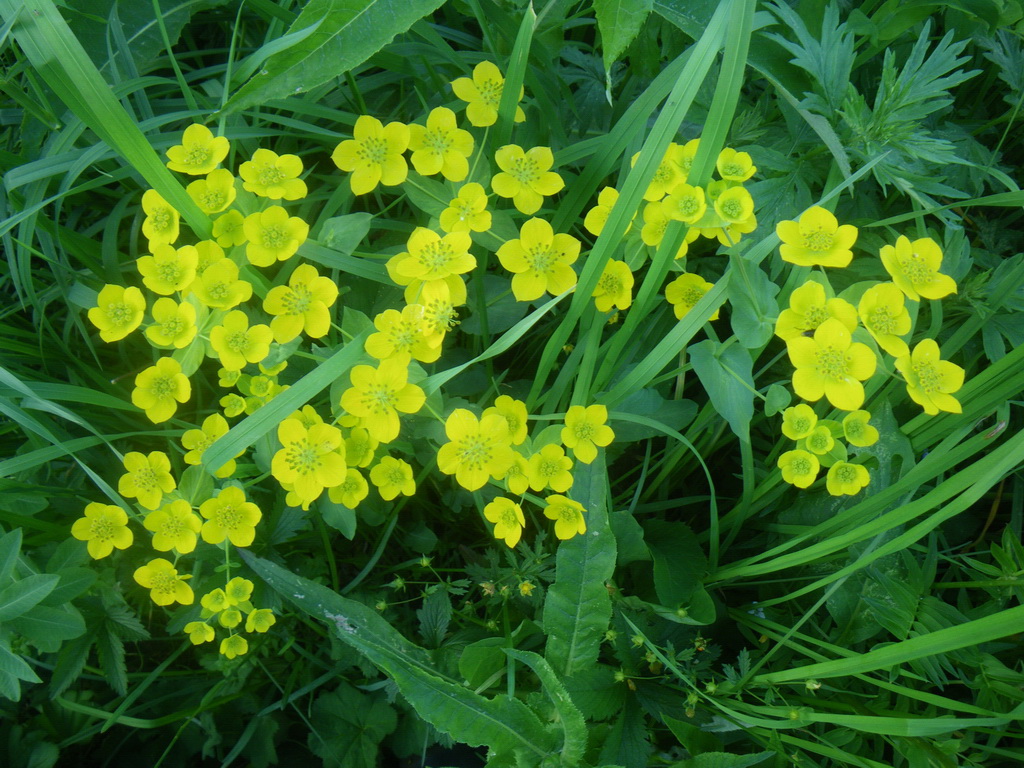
(95, 623, 126, 696)
(49, 634, 92, 698)
(416, 589, 452, 649)
(223, 0, 447, 113)
(0, 574, 58, 621)
(505, 649, 587, 766)
(688, 340, 754, 440)
(562, 665, 626, 721)
(595, 0, 654, 81)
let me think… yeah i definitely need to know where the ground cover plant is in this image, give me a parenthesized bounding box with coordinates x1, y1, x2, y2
(3, 0, 1024, 766)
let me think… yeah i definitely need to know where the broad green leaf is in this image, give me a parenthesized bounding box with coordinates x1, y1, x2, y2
(727, 254, 780, 348)
(764, 383, 790, 416)
(688, 340, 755, 440)
(663, 715, 724, 756)
(317, 213, 373, 256)
(0, 529, 21, 583)
(320, 497, 358, 540)
(41, 568, 96, 606)
(611, 389, 696, 442)
(7, 606, 85, 649)
(223, 0, 448, 113)
(241, 551, 557, 758)
(594, 0, 654, 83)
(459, 639, 507, 690)
(542, 456, 616, 677)
(644, 521, 707, 609)
(0, 643, 41, 683)
(505, 649, 587, 766)
(0, 574, 59, 622)
(670, 751, 773, 768)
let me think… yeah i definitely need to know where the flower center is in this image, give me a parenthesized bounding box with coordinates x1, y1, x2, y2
(573, 422, 595, 440)
(388, 320, 419, 352)
(151, 209, 172, 231)
(845, 420, 865, 440)
(133, 467, 158, 491)
(358, 135, 388, 165)
(791, 456, 812, 475)
(208, 281, 229, 301)
(258, 165, 285, 186)
(807, 430, 832, 453)
(501, 508, 519, 527)
(898, 253, 935, 286)
(160, 317, 185, 338)
(912, 361, 942, 394)
(90, 517, 115, 541)
(597, 273, 621, 295)
(537, 458, 560, 478)
(455, 436, 492, 470)
(559, 506, 577, 523)
(790, 416, 811, 435)
(868, 306, 895, 335)
(419, 241, 455, 273)
(681, 286, 706, 307)
(423, 300, 458, 334)
(386, 467, 407, 485)
(282, 284, 312, 315)
(285, 439, 321, 475)
(225, 330, 251, 354)
(509, 157, 541, 184)
(185, 143, 211, 167)
(836, 465, 858, 483)
(214, 503, 241, 530)
(815, 346, 851, 382)
(363, 385, 397, 414)
(150, 375, 175, 398)
(804, 304, 829, 328)
(156, 260, 182, 286)
(722, 162, 744, 178)
(425, 129, 452, 154)
(161, 516, 185, 538)
(106, 302, 135, 327)
(676, 195, 700, 217)
(261, 224, 287, 249)
(804, 229, 834, 252)
(526, 244, 556, 274)
(720, 198, 744, 220)
(200, 190, 225, 210)
(478, 78, 503, 108)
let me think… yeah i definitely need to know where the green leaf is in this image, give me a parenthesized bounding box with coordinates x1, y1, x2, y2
(688, 340, 755, 440)
(309, 684, 396, 768)
(95, 623, 126, 696)
(240, 551, 557, 758)
(764, 383, 790, 417)
(223, 0, 448, 113)
(49, 634, 92, 698)
(318, 213, 373, 256)
(612, 389, 697, 442)
(416, 588, 451, 649)
(594, 0, 654, 87)
(0, 643, 41, 684)
(670, 752, 773, 768)
(663, 715, 723, 756)
(0, 574, 58, 622)
(178, 465, 215, 507)
(8, 606, 86, 650)
(459, 639, 507, 690)
(41, 568, 96, 606)
(542, 456, 616, 676)
(319, 496, 358, 540)
(0, 528, 21, 583)
(727, 255, 780, 348)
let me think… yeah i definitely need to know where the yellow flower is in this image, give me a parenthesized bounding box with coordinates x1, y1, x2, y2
(365, 305, 441, 364)
(777, 450, 819, 488)
(518, 581, 535, 597)
(777, 206, 857, 268)
(137, 244, 198, 295)
(419, 280, 461, 343)
(220, 634, 248, 658)
(396, 228, 476, 284)
(543, 495, 586, 540)
(663, 182, 706, 225)
(145, 297, 197, 348)
(592, 260, 634, 313)
(186, 169, 237, 214)
(631, 145, 682, 202)
(331, 115, 410, 195)
(210, 310, 274, 371)
(484, 497, 526, 547)
(182, 413, 240, 478)
(584, 186, 634, 236)
(263, 263, 338, 343)
(339, 358, 426, 443)
(243, 206, 309, 267)
(491, 145, 564, 215)
(132, 358, 190, 423)
(842, 410, 879, 447)
(786, 317, 876, 411)
(71, 502, 133, 559)
(408, 107, 474, 181)
(561, 404, 614, 464)
(826, 462, 870, 496)
(716, 148, 757, 182)
(526, 444, 574, 493)
(369, 456, 416, 500)
(193, 259, 253, 309)
(451, 61, 525, 127)
(246, 608, 276, 633)
(165, 124, 230, 175)
(504, 452, 530, 495)
(665, 273, 719, 321)
(271, 419, 346, 505)
(440, 182, 491, 234)
(143, 499, 202, 554)
(239, 148, 307, 200)
(344, 427, 377, 468)
(193, 239, 226, 274)
(894, 339, 965, 415)
(88, 284, 146, 342)
(671, 138, 700, 180)
(134, 558, 194, 606)
(880, 235, 957, 301)
(221, 393, 246, 417)
(781, 404, 817, 440)
(328, 468, 370, 508)
(497, 217, 580, 301)
(199, 486, 262, 547)
(713, 186, 754, 225)
(803, 425, 835, 455)
(184, 621, 215, 645)
(118, 450, 175, 510)
(141, 190, 180, 247)
(483, 395, 529, 445)
(858, 283, 911, 357)
(774, 281, 857, 342)
(213, 210, 247, 248)
(640, 200, 671, 247)
(437, 409, 515, 491)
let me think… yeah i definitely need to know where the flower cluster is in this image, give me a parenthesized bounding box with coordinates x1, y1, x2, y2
(777, 405, 877, 495)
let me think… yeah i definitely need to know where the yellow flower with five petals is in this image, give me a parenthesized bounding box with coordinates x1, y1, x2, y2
(88, 285, 145, 342)
(880, 235, 956, 301)
(408, 107, 474, 181)
(331, 115, 410, 195)
(484, 497, 526, 548)
(497, 218, 580, 301)
(239, 148, 307, 200)
(451, 61, 525, 127)
(786, 317, 876, 411)
(491, 145, 564, 215)
(165, 124, 229, 175)
(894, 339, 964, 415)
(71, 503, 133, 559)
(777, 206, 857, 268)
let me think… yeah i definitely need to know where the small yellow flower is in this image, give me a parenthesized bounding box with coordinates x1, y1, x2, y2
(483, 396, 529, 446)
(88, 285, 146, 342)
(671, 138, 701, 180)
(715, 148, 757, 182)
(440, 182, 491, 234)
(71, 502, 133, 559)
(246, 608, 276, 633)
(194, 239, 226, 275)
(491, 145, 564, 215)
(419, 280, 461, 342)
(858, 282, 911, 357)
(134, 558, 194, 606)
(777, 206, 857, 268)
(786, 318, 876, 411)
(328, 468, 370, 508)
(518, 581, 535, 597)
(118, 450, 175, 510)
(263, 263, 338, 343)
(504, 452, 530, 495)
(141, 190, 180, 247)
(239, 148, 307, 200)
(826, 461, 870, 496)
(592, 260, 634, 313)
(186, 169, 237, 214)
(584, 187, 634, 236)
(271, 419, 346, 506)
(713, 186, 754, 225)
(365, 305, 441, 364)
(243, 206, 309, 267)
(182, 413, 240, 478)
(143, 499, 202, 554)
(225, 576, 254, 605)
(132, 357, 190, 423)
(369, 456, 416, 500)
(199, 486, 262, 547)
(775, 281, 857, 342)
(561, 404, 614, 464)
(665, 273, 719, 321)
(344, 427, 377, 468)
(331, 115, 410, 195)
(781, 404, 817, 441)
(201, 588, 229, 614)
(221, 393, 246, 417)
(184, 621, 215, 645)
(484, 497, 526, 547)
(137, 244, 198, 295)
(631, 145, 682, 202)
(451, 61, 525, 127)
(408, 106, 474, 181)
(165, 124, 229, 175)
(146, 297, 197, 348)
(193, 260, 253, 309)
(220, 634, 248, 658)
(842, 410, 879, 447)
(880, 235, 957, 302)
(437, 409, 515, 491)
(497, 217, 580, 301)
(210, 310, 274, 371)
(527, 444, 574, 493)
(396, 228, 476, 284)
(213, 210, 247, 248)
(778, 450, 819, 488)
(803, 425, 835, 455)
(640, 200, 671, 247)
(543, 495, 587, 540)
(662, 183, 707, 225)
(894, 339, 965, 415)
(339, 358, 426, 443)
